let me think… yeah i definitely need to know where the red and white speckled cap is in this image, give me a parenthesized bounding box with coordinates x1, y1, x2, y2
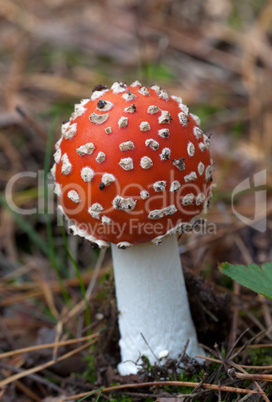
(51, 81, 214, 248)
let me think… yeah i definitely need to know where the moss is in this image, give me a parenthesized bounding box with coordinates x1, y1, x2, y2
(248, 347, 272, 367)
(80, 353, 97, 383)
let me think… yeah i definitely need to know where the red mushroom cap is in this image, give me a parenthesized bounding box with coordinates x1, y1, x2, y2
(52, 81, 213, 248)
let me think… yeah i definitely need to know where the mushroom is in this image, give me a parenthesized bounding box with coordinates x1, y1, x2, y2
(52, 81, 214, 375)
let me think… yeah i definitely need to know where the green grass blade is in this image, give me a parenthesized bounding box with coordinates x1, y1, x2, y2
(0, 192, 49, 256)
(44, 110, 71, 304)
(77, 388, 103, 401)
(60, 222, 91, 330)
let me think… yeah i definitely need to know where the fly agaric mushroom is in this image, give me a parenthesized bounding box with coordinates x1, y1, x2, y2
(51, 81, 214, 375)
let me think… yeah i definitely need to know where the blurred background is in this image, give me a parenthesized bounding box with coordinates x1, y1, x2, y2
(0, 0, 272, 400)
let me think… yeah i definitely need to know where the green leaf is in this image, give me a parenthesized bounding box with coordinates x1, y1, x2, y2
(220, 262, 272, 300)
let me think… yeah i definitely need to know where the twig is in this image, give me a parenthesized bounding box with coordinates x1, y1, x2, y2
(227, 328, 250, 358)
(175, 339, 189, 367)
(229, 369, 269, 402)
(214, 343, 229, 376)
(244, 342, 272, 350)
(0, 266, 110, 308)
(0, 333, 98, 360)
(230, 329, 267, 360)
(0, 362, 63, 393)
(196, 355, 269, 401)
(0, 339, 96, 388)
(141, 332, 159, 363)
(86, 247, 107, 298)
(63, 381, 265, 401)
(187, 372, 209, 397)
(232, 372, 272, 383)
(196, 355, 272, 370)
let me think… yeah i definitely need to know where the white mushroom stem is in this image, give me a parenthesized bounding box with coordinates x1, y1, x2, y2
(111, 235, 204, 376)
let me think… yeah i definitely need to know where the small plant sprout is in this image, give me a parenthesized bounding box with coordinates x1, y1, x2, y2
(52, 81, 214, 375)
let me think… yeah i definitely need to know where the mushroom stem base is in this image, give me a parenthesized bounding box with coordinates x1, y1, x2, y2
(111, 235, 204, 376)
